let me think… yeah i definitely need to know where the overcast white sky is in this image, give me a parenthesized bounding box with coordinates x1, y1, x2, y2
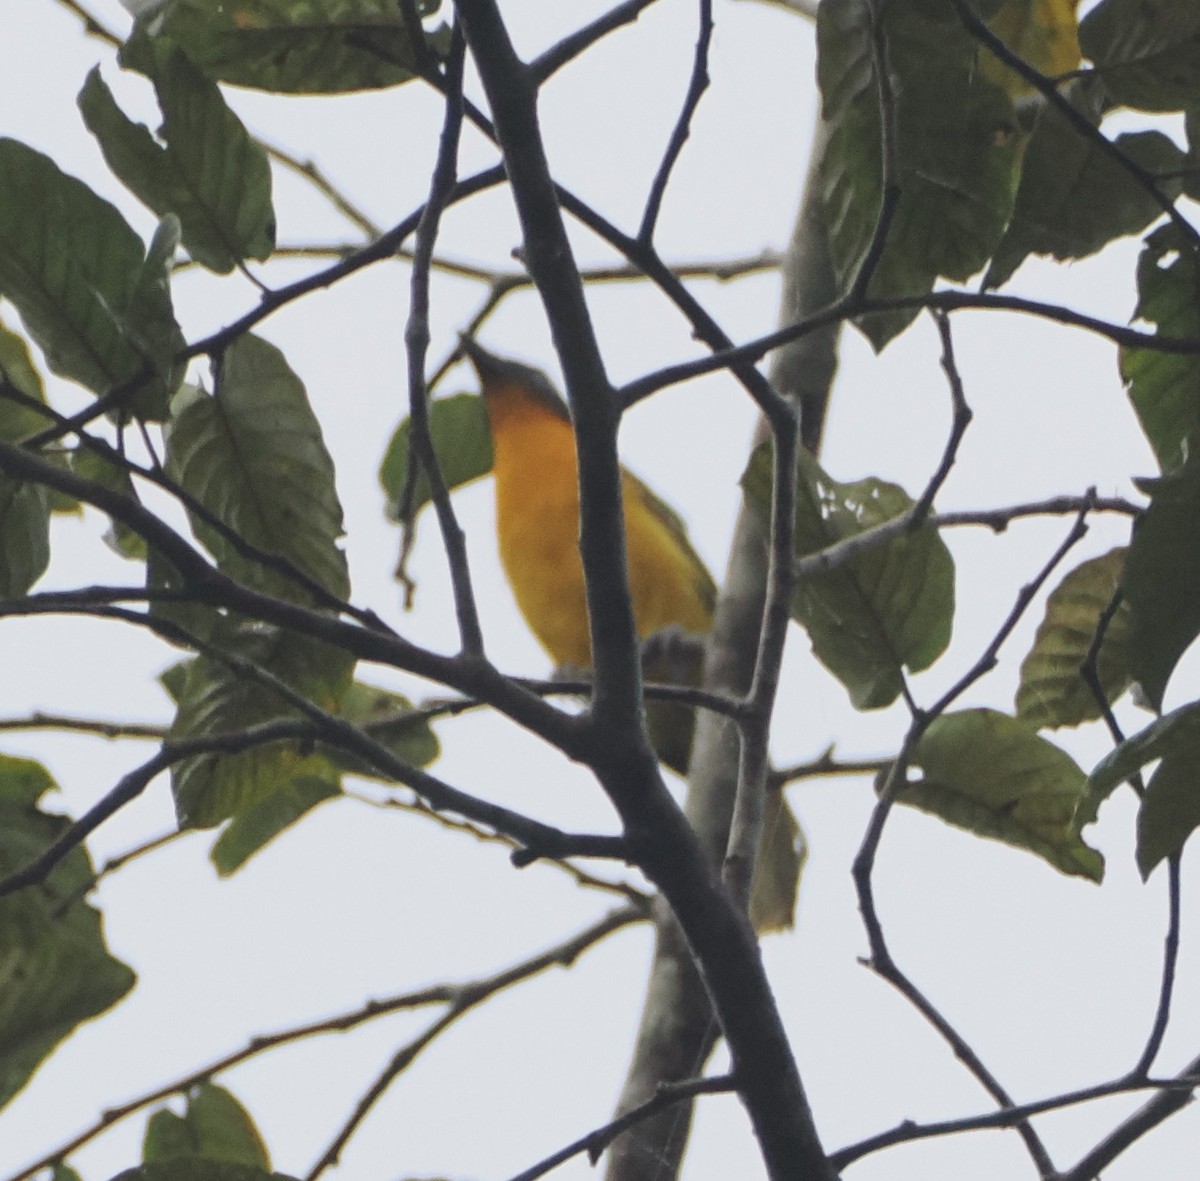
(2, 2, 1197, 1180)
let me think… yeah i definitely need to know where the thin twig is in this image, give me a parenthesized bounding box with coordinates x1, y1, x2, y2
(638, 0, 713, 246)
(1058, 1052, 1200, 1181)
(0, 723, 334, 899)
(260, 140, 384, 239)
(6, 906, 645, 1181)
(768, 750, 889, 789)
(345, 789, 652, 906)
(532, 0, 663, 82)
(303, 906, 643, 1180)
(831, 1071, 1200, 1169)
(851, 504, 1095, 1178)
(793, 492, 1135, 585)
(1130, 855, 1182, 1078)
(401, 24, 486, 658)
(507, 1074, 737, 1181)
(619, 289, 1200, 411)
(0, 712, 166, 739)
(913, 309, 973, 524)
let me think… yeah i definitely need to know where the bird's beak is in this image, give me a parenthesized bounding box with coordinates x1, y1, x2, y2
(459, 336, 505, 381)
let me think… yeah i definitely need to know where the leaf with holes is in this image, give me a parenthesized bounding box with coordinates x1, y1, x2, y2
(985, 78, 1186, 289)
(80, 47, 274, 274)
(742, 444, 954, 710)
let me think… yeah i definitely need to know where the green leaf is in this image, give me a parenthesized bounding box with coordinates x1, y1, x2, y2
(210, 772, 339, 875)
(165, 336, 350, 604)
(1015, 547, 1132, 728)
(0, 474, 50, 598)
(51, 1166, 83, 1181)
(123, 0, 449, 95)
(1122, 224, 1200, 475)
(110, 1163, 299, 1181)
(144, 1083, 270, 1169)
(984, 78, 1186, 288)
(1080, 0, 1200, 113)
(211, 680, 438, 873)
(0, 755, 136, 1108)
(326, 680, 440, 778)
(1122, 448, 1200, 711)
(379, 391, 493, 522)
(146, 549, 223, 648)
(742, 444, 955, 709)
(1083, 700, 1200, 875)
(817, 0, 1021, 348)
(72, 448, 149, 561)
(899, 709, 1103, 880)
(1185, 108, 1200, 202)
(80, 50, 274, 274)
(0, 139, 182, 414)
(0, 317, 52, 444)
(169, 622, 354, 829)
(748, 792, 805, 935)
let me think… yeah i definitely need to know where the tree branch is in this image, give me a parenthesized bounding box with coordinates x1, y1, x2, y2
(304, 906, 643, 1179)
(6, 906, 644, 1181)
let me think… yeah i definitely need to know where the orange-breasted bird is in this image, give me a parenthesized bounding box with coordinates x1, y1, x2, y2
(464, 339, 713, 771)
(464, 340, 801, 928)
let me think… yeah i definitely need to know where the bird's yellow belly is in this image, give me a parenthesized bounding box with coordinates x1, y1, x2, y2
(496, 472, 712, 670)
(496, 477, 593, 669)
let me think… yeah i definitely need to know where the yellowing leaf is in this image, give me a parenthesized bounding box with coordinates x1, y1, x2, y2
(898, 709, 1103, 880)
(1016, 547, 1131, 728)
(984, 0, 1083, 96)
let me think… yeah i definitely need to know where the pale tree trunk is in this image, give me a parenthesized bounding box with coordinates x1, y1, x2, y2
(605, 115, 840, 1181)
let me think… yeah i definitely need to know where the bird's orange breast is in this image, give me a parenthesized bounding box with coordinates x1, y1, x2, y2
(484, 380, 713, 671)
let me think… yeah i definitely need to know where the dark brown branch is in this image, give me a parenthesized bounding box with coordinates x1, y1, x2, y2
(794, 493, 1135, 586)
(769, 751, 889, 789)
(1130, 856, 1183, 1078)
(456, 7, 833, 1178)
(181, 166, 506, 363)
(0, 438, 596, 760)
(458, 0, 646, 743)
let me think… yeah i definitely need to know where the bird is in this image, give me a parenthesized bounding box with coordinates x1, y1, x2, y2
(463, 339, 801, 930)
(463, 338, 713, 768)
